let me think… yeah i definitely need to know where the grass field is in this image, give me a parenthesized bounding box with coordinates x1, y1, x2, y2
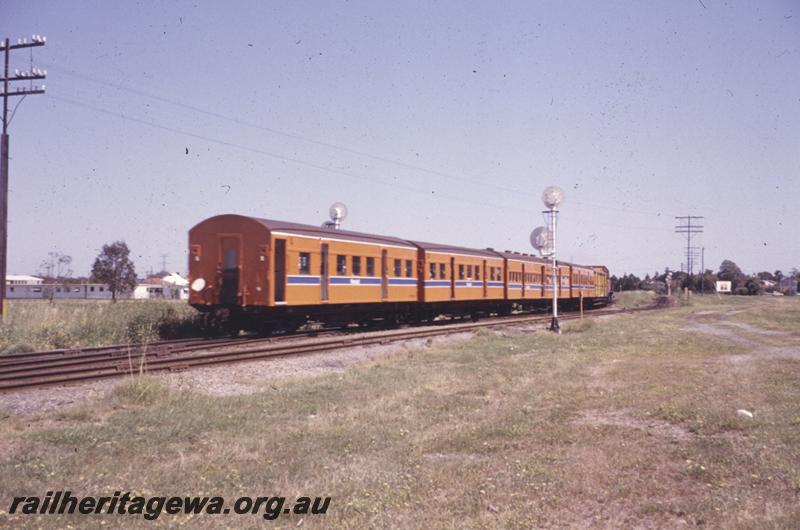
(1, 295, 798, 527)
(0, 300, 200, 353)
(611, 289, 656, 308)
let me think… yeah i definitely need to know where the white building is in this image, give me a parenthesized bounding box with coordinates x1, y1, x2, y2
(162, 272, 189, 287)
(133, 284, 167, 300)
(133, 272, 189, 300)
(6, 275, 44, 286)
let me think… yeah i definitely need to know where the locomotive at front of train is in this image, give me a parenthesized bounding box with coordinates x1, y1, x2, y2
(188, 214, 273, 334)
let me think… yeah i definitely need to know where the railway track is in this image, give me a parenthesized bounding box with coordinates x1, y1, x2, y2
(0, 301, 663, 393)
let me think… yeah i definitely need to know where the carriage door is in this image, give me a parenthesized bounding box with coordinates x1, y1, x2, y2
(220, 236, 240, 305)
(381, 249, 388, 301)
(320, 243, 329, 302)
(274, 239, 286, 303)
(482, 260, 488, 297)
(450, 257, 456, 299)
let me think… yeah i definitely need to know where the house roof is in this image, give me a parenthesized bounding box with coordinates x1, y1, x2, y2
(6, 275, 44, 283)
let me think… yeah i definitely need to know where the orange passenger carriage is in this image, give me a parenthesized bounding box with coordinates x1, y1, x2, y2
(411, 242, 504, 304)
(493, 251, 548, 302)
(189, 215, 419, 331)
(590, 266, 611, 303)
(188, 213, 612, 333)
(569, 264, 596, 299)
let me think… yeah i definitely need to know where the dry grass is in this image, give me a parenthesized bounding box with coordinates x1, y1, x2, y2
(0, 295, 798, 527)
(612, 289, 657, 308)
(0, 300, 200, 353)
(111, 375, 173, 407)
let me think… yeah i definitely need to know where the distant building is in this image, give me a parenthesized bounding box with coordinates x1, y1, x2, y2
(133, 284, 166, 300)
(6, 275, 44, 286)
(162, 272, 189, 287)
(6, 282, 113, 300)
(760, 279, 777, 290)
(779, 277, 798, 296)
(134, 272, 189, 300)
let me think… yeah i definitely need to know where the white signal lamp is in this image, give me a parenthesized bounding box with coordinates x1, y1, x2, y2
(542, 186, 565, 209)
(328, 202, 348, 229)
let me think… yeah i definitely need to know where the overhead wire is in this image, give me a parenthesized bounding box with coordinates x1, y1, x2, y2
(43, 64, 681, 219)
(47, 92, 534, 216)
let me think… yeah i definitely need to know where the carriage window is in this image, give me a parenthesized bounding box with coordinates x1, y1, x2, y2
(223, 248, 237, 270)
(394, 259, 401, 277)
(352, 256, 362, 276)
(439, 263, 446, 280)
(458, 264, 464, 280)
(405, 260, 413, 277)
(466, 265, 473, 279)
(298, 252, 311, 274)
(429, 263, 436, 279)
(476, 266, 481, 280)
(366, 257, 375, 276)
(336, 255, 347, 275)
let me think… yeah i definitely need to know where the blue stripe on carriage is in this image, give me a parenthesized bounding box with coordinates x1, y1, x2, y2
(455, 281, 484, 287)
(330, 277, 382, 285)
(509, 284, 546, 291)
(487, 281, 504, 287)
(424, 280, 450, 287)
(388, 278, 418, 285)
(287, 276, 321, 285)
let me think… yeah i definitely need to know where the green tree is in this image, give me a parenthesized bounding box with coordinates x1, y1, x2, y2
(718, 260, 746, 290)
(91, 241, 138, 302)
(744, 277, 763, 296)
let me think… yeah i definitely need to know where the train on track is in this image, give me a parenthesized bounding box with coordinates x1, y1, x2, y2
(188, 214, 611, 333)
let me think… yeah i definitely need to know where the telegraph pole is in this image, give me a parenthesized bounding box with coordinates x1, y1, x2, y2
(701, 247, 705, 295)
(675, 215, 704, 291)
(1, 35, 47, 320)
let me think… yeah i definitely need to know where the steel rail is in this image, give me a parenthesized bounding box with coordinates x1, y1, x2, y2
(0, 302, 660, 392)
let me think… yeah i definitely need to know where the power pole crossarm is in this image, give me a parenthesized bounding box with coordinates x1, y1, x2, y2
(675, 215, 704, 291)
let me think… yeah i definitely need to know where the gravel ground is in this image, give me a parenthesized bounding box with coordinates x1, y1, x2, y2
(0, 331, 477, 416)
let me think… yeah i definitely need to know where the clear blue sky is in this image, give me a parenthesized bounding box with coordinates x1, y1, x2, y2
(2, 1, 798, 278)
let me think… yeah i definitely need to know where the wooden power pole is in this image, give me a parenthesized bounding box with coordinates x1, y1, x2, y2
(0, 35, 47, 320)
